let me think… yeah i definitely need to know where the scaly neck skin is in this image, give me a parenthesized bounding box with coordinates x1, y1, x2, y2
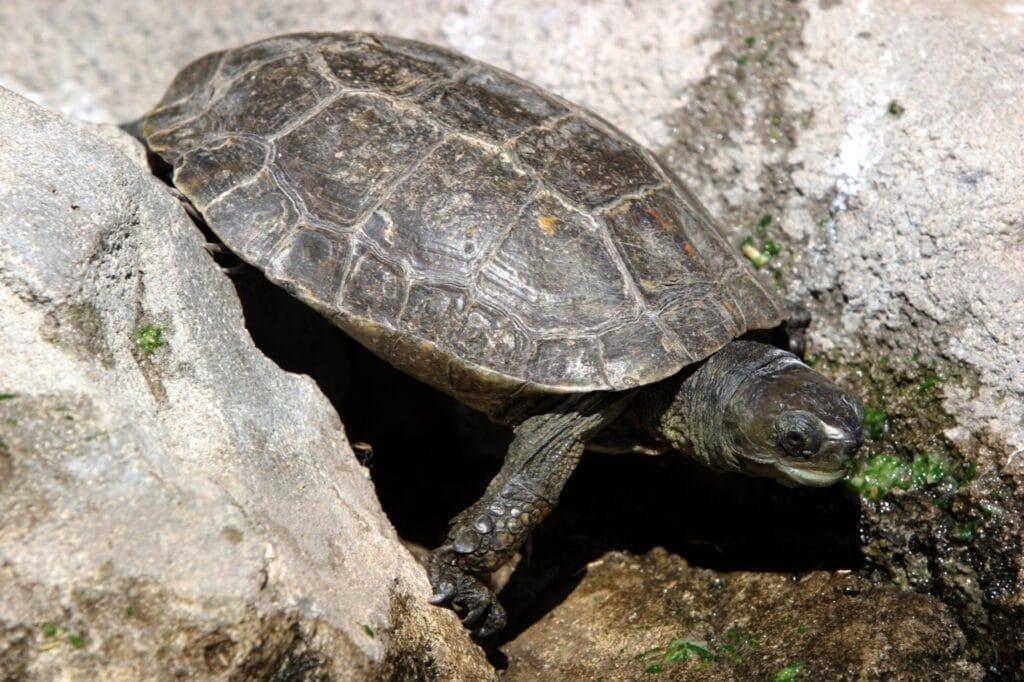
(644, 341, 777, 472)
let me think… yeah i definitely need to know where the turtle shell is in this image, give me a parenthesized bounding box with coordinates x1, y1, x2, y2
(143, 32, 785, 414)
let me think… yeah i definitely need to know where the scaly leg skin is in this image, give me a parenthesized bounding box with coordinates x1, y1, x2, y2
(427, 392, 631, 637)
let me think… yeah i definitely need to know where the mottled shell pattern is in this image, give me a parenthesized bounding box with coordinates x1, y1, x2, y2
(144, 32, 784, 413)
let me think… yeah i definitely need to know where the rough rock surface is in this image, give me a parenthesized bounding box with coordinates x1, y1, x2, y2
(0, 0, 716, 149)
(624, 1, 1024, 675)
(0, 87, 491, 680)
(786, 1, 1024, 454)
(0, 0, 1022, 678)
(503, 549, 982, 680)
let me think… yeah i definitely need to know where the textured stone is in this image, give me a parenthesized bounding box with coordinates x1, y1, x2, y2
(785, 1, 1024, 455)
(0, 0, 716, 148)
(503, 549, 982, 680)
(0, 87, 490, 680)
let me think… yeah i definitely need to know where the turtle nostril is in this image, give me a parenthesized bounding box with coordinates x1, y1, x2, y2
(845, 428, 864, 454)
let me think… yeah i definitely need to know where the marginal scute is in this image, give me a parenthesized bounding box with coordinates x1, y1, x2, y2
(720, 270, 783, 331)
(156, 52, 223, 109)
(530, 337, 604, 388)
(174, 137, 268, 208)
(659, 293, 743, 364)
(600, 317, 687, 388)
(344, 245, 406, 328)
(143, 32, 787, 411)
(268, 226, 352, 309)
(603, 188, 747, 355)
(208, 53, 336, 137)
(658, 166, 786, 327)
(216, 32, 348, 81)
(203, 171, 296, 266)
(452, 305, 531, 377)
(145, 120, 207, 164)
(445, 358, 529, 416)
(400, 282, 467, 340)
(144, 53, 222, 154)
(320, 43, 458, 95)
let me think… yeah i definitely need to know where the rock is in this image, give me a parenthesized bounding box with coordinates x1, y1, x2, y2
(1, 0, 1023, 677)
(0, 87, 491, 680)
(782, 3, 1024, 674)
(649, 1, 1024, 674)
(503, 549, 983, 680)
(786, 1, 1024, 456)
(0, 1, 715, 148)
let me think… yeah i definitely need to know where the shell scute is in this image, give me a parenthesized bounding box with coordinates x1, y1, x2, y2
(143, 32, 785, 410)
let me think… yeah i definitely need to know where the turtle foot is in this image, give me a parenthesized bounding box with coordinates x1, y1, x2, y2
(427, 548, 507, 637)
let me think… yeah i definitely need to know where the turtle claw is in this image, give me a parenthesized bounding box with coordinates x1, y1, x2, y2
(429, 581, 457, 605)
(472, 604, 507, 639)
(428, 549, 507, 637)
(457, 589, 506, 638)
(462, 603, 489, 626)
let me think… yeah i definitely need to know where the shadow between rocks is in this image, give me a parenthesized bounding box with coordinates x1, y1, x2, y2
(495, 454, 862, 644)
(228, 263, 863, 650)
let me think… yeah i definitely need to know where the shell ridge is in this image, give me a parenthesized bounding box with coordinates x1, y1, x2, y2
(652, 156, 784, 331)
(503, 110, 577, 149)
(591, 203, 691, 360)
(592, 182, 665, 215)
(266, 89, 345, 142)
(211, 34, 349, 87)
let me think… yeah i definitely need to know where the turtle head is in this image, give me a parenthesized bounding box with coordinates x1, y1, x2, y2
(658, 340, 863, 487)
(719, 347, 864, 486)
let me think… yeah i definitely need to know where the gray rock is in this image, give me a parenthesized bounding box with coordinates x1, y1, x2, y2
(0, 87, 491, 680)
(644, 1, 1024, 673)
(786, 0, 1024, 455)
(0, 0, 715, 148)
(784, 4, 1024, 672)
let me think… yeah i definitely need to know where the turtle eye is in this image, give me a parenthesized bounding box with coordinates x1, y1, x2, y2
(774, 411, 825, 458)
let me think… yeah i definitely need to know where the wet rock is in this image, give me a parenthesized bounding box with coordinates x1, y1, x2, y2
(503, 549, 983, 680)
(0, 87, 491, 680)
(782, 3, 1024, 674)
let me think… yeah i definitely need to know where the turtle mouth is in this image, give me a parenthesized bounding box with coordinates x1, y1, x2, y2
(774, 462, 847, 487)
(736, 451, 850, 488)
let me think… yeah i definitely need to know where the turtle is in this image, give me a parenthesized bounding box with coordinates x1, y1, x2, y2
(139, 32, 864, 636)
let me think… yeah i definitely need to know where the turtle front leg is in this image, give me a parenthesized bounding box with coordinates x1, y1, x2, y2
(427, 392, 631, 637)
